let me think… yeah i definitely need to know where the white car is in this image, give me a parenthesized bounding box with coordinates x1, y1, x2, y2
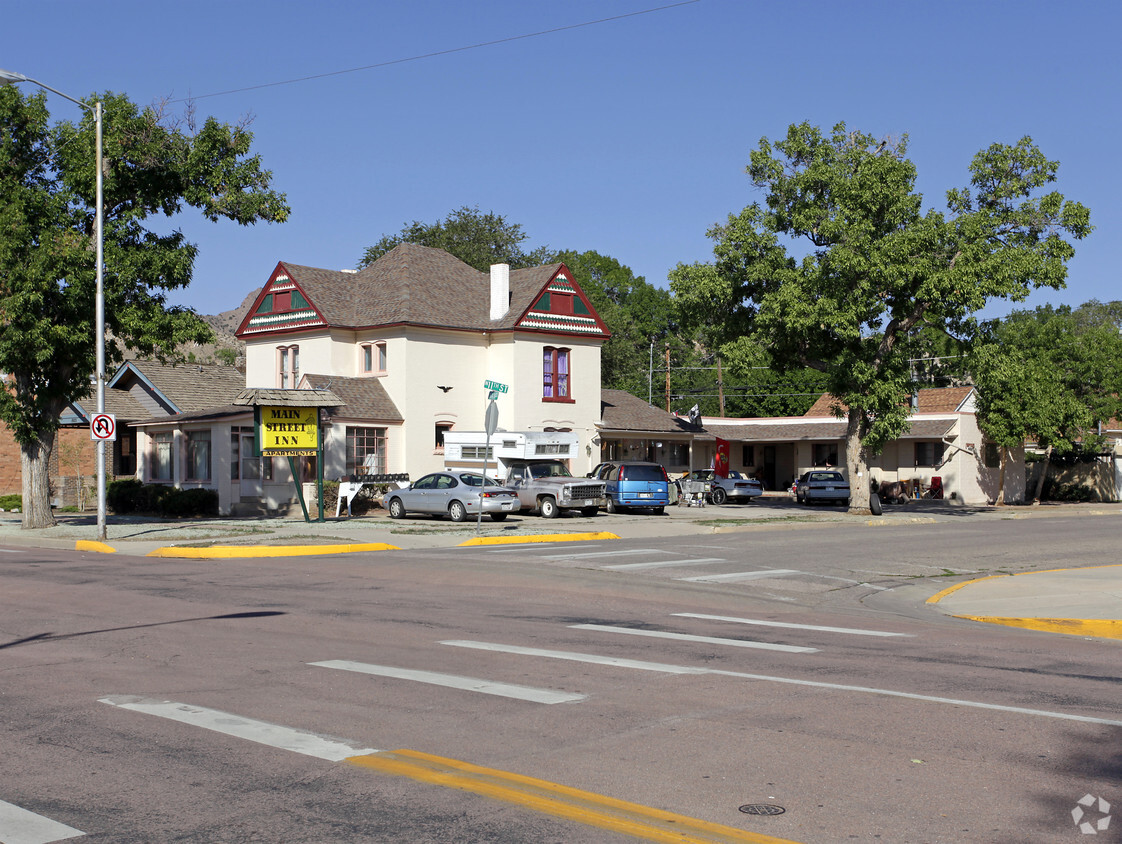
(676, 470, 764, 505)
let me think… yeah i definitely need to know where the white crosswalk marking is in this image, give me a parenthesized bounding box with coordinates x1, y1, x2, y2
(442, 640, 708, 674)
(0, 798, 84, 844)
(540, 548, 666, 560)
(604, 557, 726, 571)
(310, 660, 585, 704)
(99, 696, 377, 761)
(678, 568, 799, 583)
(672, 613, 914, 637)
(441, 640, 1122, 728)
(569, 623, 818, 653)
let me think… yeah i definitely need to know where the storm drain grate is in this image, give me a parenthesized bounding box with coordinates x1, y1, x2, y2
(739, 804, 785, 816)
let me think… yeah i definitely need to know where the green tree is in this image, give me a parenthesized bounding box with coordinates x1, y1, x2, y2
(0, 87, 289, 528)
(359, 206, 551, 271)
(972, 303, 1122, 502)
(671, 122, 1090, 512)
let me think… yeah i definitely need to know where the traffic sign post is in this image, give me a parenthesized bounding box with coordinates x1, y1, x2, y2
(90, 413, 117, 441)
(477, 382, 504, 531)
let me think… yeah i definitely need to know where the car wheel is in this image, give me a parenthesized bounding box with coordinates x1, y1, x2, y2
(540, 496, 559, 518)
(580, 507, 598, 518)
(388, 498, 405, 519)
(449, 500, 467, 522)
(490, 513, 507, 522)
(711, 487, 728, 505)
(605, 497, 619, 514)
(651, 506, 664, 515)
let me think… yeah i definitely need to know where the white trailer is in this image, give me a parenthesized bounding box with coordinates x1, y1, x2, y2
(442, 430, 581, 479)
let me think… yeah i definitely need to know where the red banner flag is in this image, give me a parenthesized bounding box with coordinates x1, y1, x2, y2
(714, 438, 730, 478)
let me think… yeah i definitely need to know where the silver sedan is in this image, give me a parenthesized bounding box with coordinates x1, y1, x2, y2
(385, 472, 520, 522)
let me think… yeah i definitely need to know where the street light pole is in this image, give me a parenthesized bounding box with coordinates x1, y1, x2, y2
(0, 69, 107, 539)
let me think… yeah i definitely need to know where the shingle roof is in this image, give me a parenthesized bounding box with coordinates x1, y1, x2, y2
(265, 244, 580, 333)
(304, 375, 403, 422)
(599, 389, 697, 434)
(130, 405, 251, 426)
(804, 386, 974, 417)
(702, 418, 956, 442)
(73, 360, 247, 421)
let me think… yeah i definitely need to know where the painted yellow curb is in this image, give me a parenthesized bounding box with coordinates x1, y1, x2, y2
(75, 540, 116, 554)
(950, 616, 1122, 640)
(147, 543, 400, 558)
(926, 575, 1004, 604)
(348, 748, 801, 844)
(458, 531, 620, 547)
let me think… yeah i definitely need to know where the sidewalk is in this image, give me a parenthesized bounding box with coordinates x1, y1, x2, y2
(2, 499, 1120, 640)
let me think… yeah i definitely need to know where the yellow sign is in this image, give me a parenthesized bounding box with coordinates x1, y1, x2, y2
(260, 406, 319, 454)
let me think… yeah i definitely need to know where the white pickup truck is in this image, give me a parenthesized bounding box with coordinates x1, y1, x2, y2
(504, 459, 605, 518)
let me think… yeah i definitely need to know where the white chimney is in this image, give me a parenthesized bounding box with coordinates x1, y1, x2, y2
(489, 263, 510, 321)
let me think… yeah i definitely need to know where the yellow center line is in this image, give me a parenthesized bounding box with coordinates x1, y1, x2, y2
(347, 749, 802, 844)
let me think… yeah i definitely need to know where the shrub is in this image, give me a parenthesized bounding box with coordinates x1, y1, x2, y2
(107, 481, 217, 517)
(1042, 480, 1094, 502)
(107, 479, 144, 513)
(0, 494, 22, 510)
(159, 488, 218, 517)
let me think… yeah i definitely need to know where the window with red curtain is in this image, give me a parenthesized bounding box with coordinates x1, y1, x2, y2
(543, 347, 572, 401)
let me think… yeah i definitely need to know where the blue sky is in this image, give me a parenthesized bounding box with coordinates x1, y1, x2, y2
(5, 0, 1119, 319)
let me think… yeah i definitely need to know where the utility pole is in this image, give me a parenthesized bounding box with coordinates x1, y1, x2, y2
(664, 344, 671, 412)
(717, 356, 725, 417)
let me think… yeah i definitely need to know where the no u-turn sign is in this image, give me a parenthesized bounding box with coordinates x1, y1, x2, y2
(91, 413, 117, 441)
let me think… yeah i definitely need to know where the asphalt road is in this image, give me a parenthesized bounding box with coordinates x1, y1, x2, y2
(1, 517, 1119, 843)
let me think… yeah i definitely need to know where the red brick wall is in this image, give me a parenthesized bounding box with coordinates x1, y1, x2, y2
(0, 423, 98, 505)
(0, 423, 20, 496)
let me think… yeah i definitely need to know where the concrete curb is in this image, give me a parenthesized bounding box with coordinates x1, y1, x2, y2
(146, 542, 402, 559)
(927, 566, 1122, 640)
(75, 540, 117, 554)
(457, 532, 620, 547)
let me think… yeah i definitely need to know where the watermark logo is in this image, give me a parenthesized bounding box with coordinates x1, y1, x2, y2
(1072, 794, 1111, 835)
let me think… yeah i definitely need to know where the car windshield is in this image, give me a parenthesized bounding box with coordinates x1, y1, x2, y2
(811, 472, 845, 482)
(529, 462, 572, 479)
(726, 471, 743, 479)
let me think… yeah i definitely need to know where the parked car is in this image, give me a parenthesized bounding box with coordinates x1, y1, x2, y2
(589, 461, 670, 514)
(385, 472, 520, 522)
(677, 469, 763, 505)
(795, 470, 850, 505)
(504, 459, 605, 518)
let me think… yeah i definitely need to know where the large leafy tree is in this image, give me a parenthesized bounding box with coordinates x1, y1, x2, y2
(972, 302, 1122, 502)
(0, 87, 289, 528)
(359, 206, 552, 271)
(671, 121, 1090, 513)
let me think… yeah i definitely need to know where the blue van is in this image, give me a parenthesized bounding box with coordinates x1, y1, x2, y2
(591, 461, 670, 514)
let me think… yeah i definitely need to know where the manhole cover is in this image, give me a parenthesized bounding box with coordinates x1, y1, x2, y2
(739, 804, 785, 816)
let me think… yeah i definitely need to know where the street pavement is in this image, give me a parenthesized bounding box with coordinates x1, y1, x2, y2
(1, 495, 1119, 640)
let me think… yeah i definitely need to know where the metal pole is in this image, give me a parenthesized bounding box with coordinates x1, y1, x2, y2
(95, 101, 106, 540)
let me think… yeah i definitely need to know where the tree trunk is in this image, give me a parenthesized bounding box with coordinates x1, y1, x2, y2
(845, 407, 871, 514)
(1032, 444, 1052, 504)
(20, 432, 58, 529)
(995, 447, 1007, 505)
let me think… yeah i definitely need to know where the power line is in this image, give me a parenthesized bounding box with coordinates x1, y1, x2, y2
(172, 2, 702, 104)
